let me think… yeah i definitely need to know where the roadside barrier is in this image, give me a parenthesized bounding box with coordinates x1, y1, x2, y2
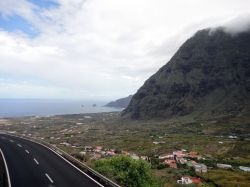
(0, 148, 11, 187)
(3, 132, 121, 187)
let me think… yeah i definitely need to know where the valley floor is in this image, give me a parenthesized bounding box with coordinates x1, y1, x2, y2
(0, 112, 249, 187)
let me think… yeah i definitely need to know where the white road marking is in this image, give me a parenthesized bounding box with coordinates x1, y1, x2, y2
(10, 139, 14, 143)
(45, 173, 54, 183)
(34, 158, 39, 165)
(17, 144, 22, 147)
(25, 150, 30, 154)
(4, 133, 106, 187)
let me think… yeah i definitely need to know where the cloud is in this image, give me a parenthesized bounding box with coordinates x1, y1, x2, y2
(0, 0, 250, 99)
(220, 13, 250, 34)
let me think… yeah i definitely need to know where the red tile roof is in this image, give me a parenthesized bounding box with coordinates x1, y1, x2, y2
(191, 177, 201, 184)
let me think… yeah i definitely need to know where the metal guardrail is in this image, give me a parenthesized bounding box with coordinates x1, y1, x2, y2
(0, 149, 11, 187)
(5, 133, 121, 187)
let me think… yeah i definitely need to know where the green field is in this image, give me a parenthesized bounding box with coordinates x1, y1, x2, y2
(0, 112, 249, 186)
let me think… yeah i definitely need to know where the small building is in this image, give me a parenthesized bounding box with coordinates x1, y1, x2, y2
(121, 151, 130, 156)
(180, 158, 187, 164)
(84, 115, 92, 119)
(217, 163, 232, 169)
(194, 164, 207, 173)
(191, 177, 202, 184)
(84, 146, 93, 151)
(153, 141, 160, 145)
(79, 151, 86, 156)
(163, 159, 177, 168)
(100, 151, 106, 155)
(228, 135, 237, 139)
(159, 154, 174, 160)
(131, 154, 140, 160)
(173, 150, 186, 158)
(188, 151, 198, 158)
(176, 157, 187, 164)
(106, 151, 116, 156)
(140, 156, 148, 160)
(60, 142, 71, 147)
(169, 162, 177, 168)
(94, 146, 103, 152)
(93, 153, 102, 159)
(177, 177, 193, 185)
(239, 166, 250, 172)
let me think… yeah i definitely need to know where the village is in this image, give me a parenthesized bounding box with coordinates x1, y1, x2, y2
(1, 112, 249, 186)
(58, 141, 250, 186)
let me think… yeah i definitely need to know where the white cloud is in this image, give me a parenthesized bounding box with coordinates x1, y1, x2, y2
(0, 0, 250, 99)
(219, 13, 250, 34)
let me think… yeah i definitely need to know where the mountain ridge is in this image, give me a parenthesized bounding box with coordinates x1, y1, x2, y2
(122, 28, 250, 119)
(105, 95, 133, 108)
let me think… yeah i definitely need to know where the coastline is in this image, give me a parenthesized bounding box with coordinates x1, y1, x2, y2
(0, 99, 122, 118)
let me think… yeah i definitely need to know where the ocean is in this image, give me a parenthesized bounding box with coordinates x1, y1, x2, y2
(0, 99, 122, 118)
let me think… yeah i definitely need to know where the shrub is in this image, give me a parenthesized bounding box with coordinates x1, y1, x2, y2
(157, 163, 166, 170)
(94, 156, 159, 187)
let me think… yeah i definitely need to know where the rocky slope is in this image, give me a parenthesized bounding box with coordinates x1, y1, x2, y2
(105, 95, 133, 108)
(122, 28, 250, 119)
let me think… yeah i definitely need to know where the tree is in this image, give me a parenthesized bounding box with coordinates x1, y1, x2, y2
(94, 156, 159, 187)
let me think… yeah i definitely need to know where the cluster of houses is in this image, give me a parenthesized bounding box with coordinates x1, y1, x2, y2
(80, 146, 116, 159)
(159, 150, 250, 185)
(58, 142, 250, 185)
(77, 145, 144, 161)
(77, 147, 206, 185)
(159, 150, 207, 171)
(217, 163, 250, 172)
(158, 150, 206, 185)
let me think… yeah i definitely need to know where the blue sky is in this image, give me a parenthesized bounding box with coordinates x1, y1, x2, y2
(28, 0, 59, 9)
(0, 0, 250, 99)
(0, 14, 39, 37)
(0, 0, 59, 37)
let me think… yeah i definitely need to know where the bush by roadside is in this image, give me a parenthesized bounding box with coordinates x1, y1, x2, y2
(93, 156, 161, 187)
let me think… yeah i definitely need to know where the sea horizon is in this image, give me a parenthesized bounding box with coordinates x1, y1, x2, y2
(0, 98, 122, 118)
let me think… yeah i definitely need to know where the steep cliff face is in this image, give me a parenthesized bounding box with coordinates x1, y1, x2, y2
(122, 28, 250, 119)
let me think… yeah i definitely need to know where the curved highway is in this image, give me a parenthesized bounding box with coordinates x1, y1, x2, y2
(0, 133, 104, 187)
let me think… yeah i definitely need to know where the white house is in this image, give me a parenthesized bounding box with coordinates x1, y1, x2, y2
(239, 166, 250, 172)
(194, 164, 207, 173)
(217, 163, 232, 169)
(177, 177, 193, 185)
(159, 154, 174, 160)
(131, 154, 139, 160)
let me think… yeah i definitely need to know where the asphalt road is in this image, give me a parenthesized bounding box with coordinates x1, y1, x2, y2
(0, 133, 103, 187)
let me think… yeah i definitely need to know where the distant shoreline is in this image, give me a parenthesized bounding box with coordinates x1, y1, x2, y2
(0, 111, 122, 120)
(0, 99, 122, 118)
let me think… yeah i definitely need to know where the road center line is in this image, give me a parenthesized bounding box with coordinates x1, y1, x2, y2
(25, 150, 30, 154)
(45, 173, 54, 183)
(34, 158, 39, 165)
(17, 144, 22, 147)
